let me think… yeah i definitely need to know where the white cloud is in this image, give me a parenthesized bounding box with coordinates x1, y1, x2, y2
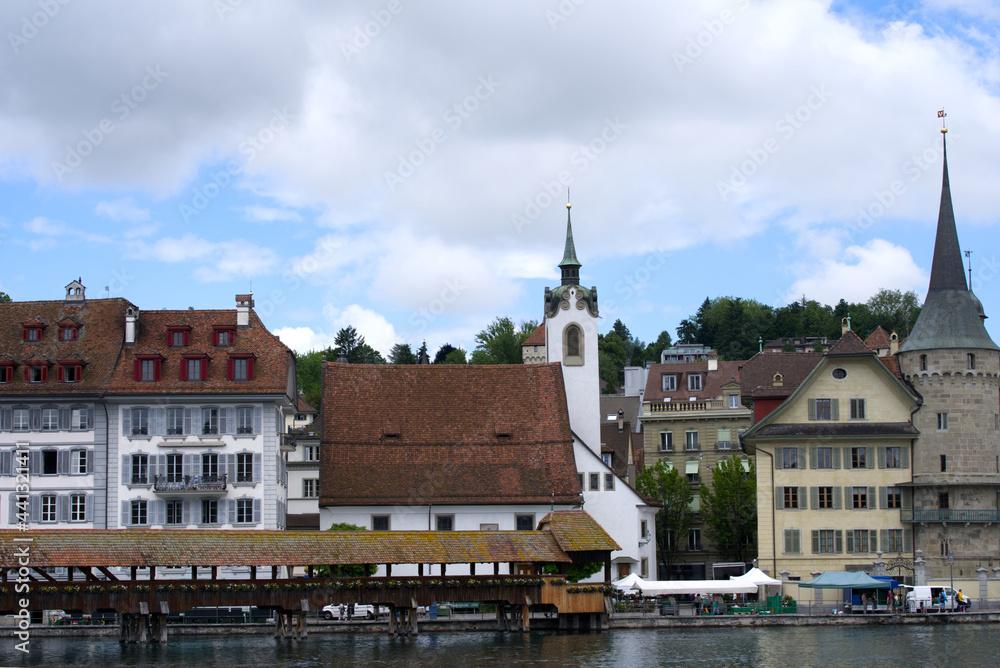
(94, 197, 150, 222)
(24, 216, 65, 235)
(240, 206, 303, 222)
(273, 304, 398, 357)
(135, 234, 279, 282)
(785, 238, 929, 305)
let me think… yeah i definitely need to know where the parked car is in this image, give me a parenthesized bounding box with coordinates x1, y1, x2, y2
(903, 586, 958, 612)
(321, 603, 379, 620)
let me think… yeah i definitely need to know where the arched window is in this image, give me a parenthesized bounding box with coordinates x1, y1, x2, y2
(563, 325, 583, 366)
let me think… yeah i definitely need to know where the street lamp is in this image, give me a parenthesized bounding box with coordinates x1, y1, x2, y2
(948, 551, 955, 611)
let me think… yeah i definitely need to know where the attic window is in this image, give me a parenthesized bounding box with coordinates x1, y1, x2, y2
(22, 325, 44, 342)
(0, 362, 14, 383)
(57, 362, 84, 383)
(24, 362, 48, 383)
(167, 327, 191, 347)
(772, 373, 783, 387)
(58, 325, 79, 341)
(213, 326, 236, 346)
(831, 368, 847, 380)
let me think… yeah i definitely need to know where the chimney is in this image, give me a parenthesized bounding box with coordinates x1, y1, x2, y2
(65, 278, 86, 304)
(236, 294, 254, 329)
(841, 316, 851, 335)
(890, 331, 899, 355)
(707, 351, 718, 372)
(124, 306, 138, 346)
(617, 409, 625, 433)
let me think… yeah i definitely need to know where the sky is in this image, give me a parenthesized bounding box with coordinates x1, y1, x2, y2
(2, 0, 1000, 359)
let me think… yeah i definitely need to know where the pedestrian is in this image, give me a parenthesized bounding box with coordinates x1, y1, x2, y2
(861, 593, 868, 614)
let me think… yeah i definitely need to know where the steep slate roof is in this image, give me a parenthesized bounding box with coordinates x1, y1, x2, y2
(599, 394, 641, 428)
(899, 134, 998, 353)
(320, 363, 581, 506)
(738, 352, 822, 399)
(0, 297, 134, 396)
(642, 361, 743, 403)
(0, 528, 586, 567)
(600, 421, 632, 479)
(108, 309, 292, 395)
(521, 322, 546, 347)
(825, 329, 875, 356)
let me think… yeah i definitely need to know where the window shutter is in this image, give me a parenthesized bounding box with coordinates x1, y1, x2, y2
(58, 495, 69, 522)
(86, 450, 93, 475)
(57, 450, 69, 474)
(811, 530, 820, 554)
(133, 359, 143, 381)
(226, 407, 236, 434)
(867, 448, 876, 470)
(57, 365, 64, 382)
(831, 447, 841, 469)
(192, 499, 202, 525)
(0, 450, 10, 476)
(227, 454, 237, 483)
(183, 331, 190, 346)
(30, 408, 42, 431)
(155, 499, 166, 526)
(846, 530, 854, 553)
(901, 447, 910, 468)
(880, 529, 888, 552)
(179, 359, 188, 381)
(253, 498, 261, 524)
(253, 453, 262, 483)
(808, 399, 817, 420)
(775, 487, 783, 510)
(878, 446, 886, 468)
(247, 357, 254, 380)
(879, 487, 887, 510)
(183, 408, 193, 435)
(182, 500, 191, 525)
(903, 528, 913, 552)
(86, 408, 94, 429)
(8, 493, 17, 524)
(783, 529, 791, 554)
(870, 530, 878, 553)
(799, 486, 808, 510)
(121, 408, 131, 436)
(226, 358, 234, 380)
(121, 455, 130, 484)
(868, 486, 876, 508)
(809, 447, 817, 469)
(1, 408, 10, 431)
(811, 486, 819, 509)
(253, 406, 262, 435)
(228, 499, 236, 524)
(84, 493, 93, 523)
(59, 408, 71, 430)
(121, 500, 129, 527)
(901, 487, 912, 510)
(183, 454, 194, 477)
(152, 359, 161, 381)
(157, 453, 167, 479)
(218, 409, 227, 435)
(152, 408, 165, 436)
(845, 486, 853, 509)
(29, 495, 40, 523)
(831, 399, 840, 420)
(29, 450, 41, 475)
(833, 486, 842, 510)
(212, 330, 219, 346)
(200, 358, 208, 380)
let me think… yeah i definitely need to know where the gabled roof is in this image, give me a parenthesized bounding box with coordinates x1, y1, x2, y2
(108, 309, 292, 395)
(600, 421, 632, 478)
(642, 360, 744, 403)
(864, 326, 891, 350)
(296, 393, 317, 413)
(320, 363, 581, 506)
(825, 329, 875, 356)
(0, 297, 134, 396)
(738, 352, 822, 398)
(522, 322, 546, 347)
(538, 510, 621, 553)
(600, 394, 641, 428)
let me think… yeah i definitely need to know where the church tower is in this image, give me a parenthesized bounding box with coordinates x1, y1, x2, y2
(544, 202, 601, 454)
(897, 127, 1000, 579)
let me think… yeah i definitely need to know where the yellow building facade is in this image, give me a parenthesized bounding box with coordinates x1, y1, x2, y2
(742, 331, 920, 580)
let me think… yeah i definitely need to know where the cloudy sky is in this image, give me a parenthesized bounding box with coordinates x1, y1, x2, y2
(2, 0, 999, 357)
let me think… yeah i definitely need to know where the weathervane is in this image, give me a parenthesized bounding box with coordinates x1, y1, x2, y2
(965, 250, 973, 288)
(938, 108, 947, 133)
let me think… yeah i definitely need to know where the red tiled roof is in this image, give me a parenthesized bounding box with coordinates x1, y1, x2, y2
(826, 329, 875, 356)
(0, 298, 134, 396)
(522, 322, 546, 347)
(320, 363, 581, 506)
(738, 352, 822, 399)
(642, 361, 743, 403)
(864, 326, 891, 349)
(879, 355, 902, 379)
(600, 422, 631, 479)
(296, 393, 317, 413)
(108, 309, 292, 395)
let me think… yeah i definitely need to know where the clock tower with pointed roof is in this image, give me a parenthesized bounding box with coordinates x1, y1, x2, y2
(897, 128, 1000, 580)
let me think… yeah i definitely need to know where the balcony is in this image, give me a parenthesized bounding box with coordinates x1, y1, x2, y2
(153, 475, 227, 494)
(646, 400, 723, 413)
(900, 509, 1000, 523)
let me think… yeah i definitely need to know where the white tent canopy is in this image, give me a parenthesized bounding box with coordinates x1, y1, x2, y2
(611, 573, 645, 591)
(730, 567, 782, 586)
(635, 579, 758, 596)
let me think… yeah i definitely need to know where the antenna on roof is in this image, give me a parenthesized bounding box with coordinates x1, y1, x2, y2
(964, 250, 973, 290)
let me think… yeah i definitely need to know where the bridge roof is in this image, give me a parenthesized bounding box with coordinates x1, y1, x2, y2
(0, 517, 616, 568)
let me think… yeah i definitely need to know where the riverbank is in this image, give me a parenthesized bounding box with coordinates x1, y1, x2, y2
(5, 610, 1000, 638)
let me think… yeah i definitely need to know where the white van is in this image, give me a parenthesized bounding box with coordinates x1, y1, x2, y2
(904, 586, 957, 612)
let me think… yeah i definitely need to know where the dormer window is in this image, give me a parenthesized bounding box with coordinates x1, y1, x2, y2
(58, 325, 79, 341)
(0, 362, 14, 383)
(167, 327, 191, 347)
(57, 361, 84, 383)
(132, 355, 163, 382)
(687, 374, 702, 391)
(24, 361, 48, 383)
(180, 355, 208, 381)
(22, 325, 44, 342)
(227, 354, 255, 381)
(213, 327, 236, 346)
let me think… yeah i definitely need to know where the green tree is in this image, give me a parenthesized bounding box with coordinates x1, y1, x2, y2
(295, 350, 326, 410)
(416, 341, 430, 364)
(597, 330, 628, 393)
(867, 288, 921, 337)
(642, 330, 673, 364)
(636, 461, 695, 577)
(389, 343, 417, 364)
(434, 343, 457, 364)
(0, 292, 11, 302)
(442, 348, 467, 364)
(333, 326, 385, 364)
(543, 561, 603, 582)
(470, 317, 536, 364)
(317, 523, 378, 577)
(699, 455, 757, 564)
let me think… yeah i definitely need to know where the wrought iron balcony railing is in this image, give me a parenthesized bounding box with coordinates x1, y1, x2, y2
(153, 475, 227, 493)
(900, 509, 1000, 522)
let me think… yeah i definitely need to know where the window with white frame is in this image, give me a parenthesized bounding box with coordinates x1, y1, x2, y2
(166, 454, 183, 482)
(166, 500, 183, 525)
(202, 407, 219, 435)
(236, 452, 253, 482)
(70, 494, 86, 522)
(12, 408, 29, 431)
(131, 407, 149, 436)
(236, 407, 254, 434)
(166, 407, 184, 435)
(202, 453, 219, 479)
(41, 494, 56, 522)
(305, 445, 320, 462)
(662, 374, 677, 391)
(131, 454, 148, 484)
(729, 394, 739, 409)
(130, 499, 147, 526)
(201, 499, 218, 524)
(236, 498, 253, 523)
(303, 479, 318, 498)
(659, 432, 673, 452)
(685, 430, 699, 451)
(41, 407, 59, 431)
(71, 449, 87, 475)
(71, 407, 89, 430)
(687, 374, 702, 391)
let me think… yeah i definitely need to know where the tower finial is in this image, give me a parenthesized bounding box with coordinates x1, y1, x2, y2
(558, 190, 581, 286)
(939, 108, 947, 133)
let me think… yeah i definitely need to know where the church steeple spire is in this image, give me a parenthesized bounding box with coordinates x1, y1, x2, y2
(927, 128, 968, 294)
(559, 196, 581, 286)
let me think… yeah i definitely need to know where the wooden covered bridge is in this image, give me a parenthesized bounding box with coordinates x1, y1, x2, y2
(0, 510, 618, 641)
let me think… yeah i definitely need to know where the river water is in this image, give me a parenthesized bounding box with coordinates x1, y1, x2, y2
(1, 625, 997, 667)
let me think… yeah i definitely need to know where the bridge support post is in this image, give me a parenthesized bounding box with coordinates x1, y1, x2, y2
(137, 602, 149, 644)
(522, 595, 531, 632)
(153, 602, 169, 643)
(410, 597, 419, 635)
(297, 600, 309, 640)
(387, 605, 397, 635)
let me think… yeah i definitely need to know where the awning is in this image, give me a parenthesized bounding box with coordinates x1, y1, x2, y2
(612, 573, 645, 591)
(730, 567, 782, 586)
(636, 579, 758, 596)
(799, 571, 893, 589)
(685, 460, 699, 474)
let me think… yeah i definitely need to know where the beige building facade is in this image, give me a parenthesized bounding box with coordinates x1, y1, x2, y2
(742, 331, 920, 580)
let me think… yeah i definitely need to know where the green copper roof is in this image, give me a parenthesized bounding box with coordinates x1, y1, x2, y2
(899, 133, 998, 353)
(559, 205, 581, 283)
